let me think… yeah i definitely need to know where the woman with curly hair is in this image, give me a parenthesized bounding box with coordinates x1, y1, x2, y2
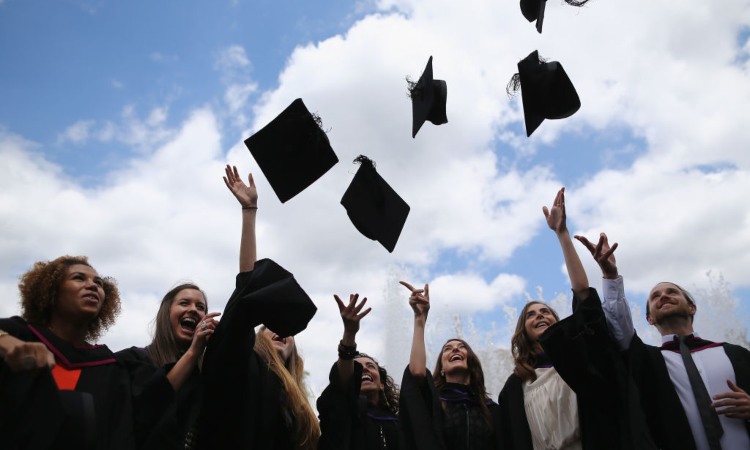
(318, 293, 403, 450)
(496, 188, 656, 450)
(0, 256, 173, 449)
(399, 281, 500, 450)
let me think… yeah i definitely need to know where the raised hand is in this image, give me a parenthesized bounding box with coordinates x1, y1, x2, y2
(223, 164, 258, 209)
(334, 294, 372, 336)
(189, 312, 222, 353)
(542, 187, 567, 234)
(400, 281, 430, 321)
(575, 232, 619, 279)
(712, 379, 750, 420)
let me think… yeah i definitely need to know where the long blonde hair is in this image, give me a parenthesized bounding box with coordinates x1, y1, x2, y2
(254, 326, 319, 450)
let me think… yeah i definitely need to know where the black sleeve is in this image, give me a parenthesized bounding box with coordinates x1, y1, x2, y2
(398, 366, 445, 450)
(496, 374, 532, 450)
(317, 361, 365, 450)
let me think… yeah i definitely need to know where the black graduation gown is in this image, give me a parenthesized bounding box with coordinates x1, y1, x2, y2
(399, 367, 501, 450)
(497, 288, 656, 450)
(115, 346, 203, 450)
(196, 259, 318, 450)
(627, 333, 750, 450)
(317, 361, 402, 450)
(0, 316, 173, 450)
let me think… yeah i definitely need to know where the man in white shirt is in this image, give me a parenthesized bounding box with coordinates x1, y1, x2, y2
(575, 232, 750, 450)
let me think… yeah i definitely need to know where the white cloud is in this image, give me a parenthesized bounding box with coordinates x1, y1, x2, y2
(3, 0, 750, 395)
(57, 120, 95, 144)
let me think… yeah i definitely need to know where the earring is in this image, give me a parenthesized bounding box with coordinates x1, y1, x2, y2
(440, 371, 445, 377)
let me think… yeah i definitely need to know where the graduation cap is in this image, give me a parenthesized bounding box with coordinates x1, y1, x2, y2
(341, 156, 410, 253)
(217, 259, 318, 338)
(245, 258, 317, 337)
(515, 50, 581, 137)
(244, 98, 339, 203)
(409, 56, 448, 138)
(520, 0, 546, 33)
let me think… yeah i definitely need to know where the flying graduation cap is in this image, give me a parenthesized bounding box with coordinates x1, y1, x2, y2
(409, 56, 448, 138)
(514, 50, 581, 137)
(520, 0, 546, 33)
(244, 98, 339, 203)
(341, 156, 410, 253)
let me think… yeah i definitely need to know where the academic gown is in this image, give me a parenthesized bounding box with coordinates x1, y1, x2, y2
(115, 346, 203, 450)
(627, 333, 750, 450)
(497, 288, 656, 450)
(195, 259, 317, 450)
(317, 361, 402, 450)
(399, 366, 501, 450)
(0, 316, 173, 450)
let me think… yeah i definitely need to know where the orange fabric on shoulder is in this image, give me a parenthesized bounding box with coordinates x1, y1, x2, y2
(51, 364, 82, 390)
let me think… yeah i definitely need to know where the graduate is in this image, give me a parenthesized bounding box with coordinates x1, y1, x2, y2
(115, 166, 242, 449)
(317, 293, 402, 450)
(497, 188, 655, 450)
(0, 256, 172, 450)
(194, 164, 319, 449)
(576, 231, 750, 450)
(399, 281, 500, 450)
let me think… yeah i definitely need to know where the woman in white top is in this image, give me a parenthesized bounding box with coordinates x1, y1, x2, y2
(496, 188, 656, 450)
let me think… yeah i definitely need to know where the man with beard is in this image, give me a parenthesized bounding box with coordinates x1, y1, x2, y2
(575, 233, 750, 450)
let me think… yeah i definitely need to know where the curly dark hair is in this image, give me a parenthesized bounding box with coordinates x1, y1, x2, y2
(355, 352, 400, 416)
(433, 338, 493, 425)
(18, 255, 121, 342)
(511, 301, 560, 382)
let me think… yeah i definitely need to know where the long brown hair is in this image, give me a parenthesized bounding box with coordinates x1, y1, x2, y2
(356, 352, 400, 415)
(19, 256, 121, 342)
(254, 326, 319, 450)
(511, 301, 560, 382)
(146, 283, 207, 367)
(433, 338, 493, 425)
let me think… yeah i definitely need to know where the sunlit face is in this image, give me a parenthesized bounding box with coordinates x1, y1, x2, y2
(440, 340, 469, 375)
(355, 356, 384, 402)
(524, 303, 557, 343)
(262, 328, 295, 363)
(55, 264, 105, 323)
(169, 288, 207, 346)
(647, 282, 695, 325)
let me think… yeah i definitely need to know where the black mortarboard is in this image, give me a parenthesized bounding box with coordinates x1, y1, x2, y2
(219, 258, 317, 338)
(517, 50, 581, 137)
(340, 156, 410, 253)
(244, 98, 339, 203)
(520, 0, 546, 33)
(410, 56, 448, 138)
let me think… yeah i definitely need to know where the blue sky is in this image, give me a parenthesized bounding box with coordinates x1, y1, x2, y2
(2, 0, 750, 396)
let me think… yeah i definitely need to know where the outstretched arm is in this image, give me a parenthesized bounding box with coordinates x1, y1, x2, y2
(223, 165, 258, 273)
(544, 188, 589, 300)
(334, 294, 371, 388)
(575, 232, 633, 350)
(400, 281, 430, 379)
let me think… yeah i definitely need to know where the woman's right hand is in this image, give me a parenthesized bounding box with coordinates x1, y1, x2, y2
(400, 281, 430, 322)
(188, 312, 221, 355)
(223, 164, 258, 209)
(0, 336, 55, 372)
(334, 294, 371, 336)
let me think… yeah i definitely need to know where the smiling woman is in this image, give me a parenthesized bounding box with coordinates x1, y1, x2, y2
(398, 281, 500, 450)
(496, 188, 657, 450)
(317, 293, 402, 450)
(0, 256, 173, 450)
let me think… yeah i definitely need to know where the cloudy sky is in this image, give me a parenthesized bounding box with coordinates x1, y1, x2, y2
(2, 0, 749, 397)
